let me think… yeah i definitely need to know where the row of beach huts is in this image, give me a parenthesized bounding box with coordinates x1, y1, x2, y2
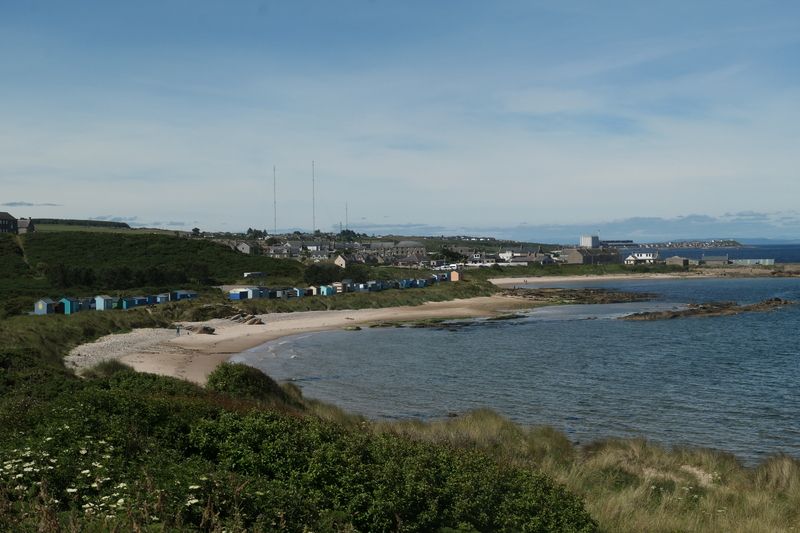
(33, 290, 199, 315)
(228, 271, 461, 301)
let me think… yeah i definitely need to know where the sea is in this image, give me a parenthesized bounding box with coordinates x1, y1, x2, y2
(233, 245, 800, 465)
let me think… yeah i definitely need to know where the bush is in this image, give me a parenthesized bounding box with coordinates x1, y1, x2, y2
(206, 363, 296, 406)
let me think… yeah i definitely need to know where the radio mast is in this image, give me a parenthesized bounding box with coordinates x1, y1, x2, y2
(273, 165, 277, 235)
(312, 160, 316, 233)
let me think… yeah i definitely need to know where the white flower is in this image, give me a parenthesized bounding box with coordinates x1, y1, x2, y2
(188, 485, 201, 490)
(186, 498, 200, 506)
(81, 469, 91, 475)
(79, 449, 87, 455)
(66, 488, 78, 494)
(116, 498, 125, 506)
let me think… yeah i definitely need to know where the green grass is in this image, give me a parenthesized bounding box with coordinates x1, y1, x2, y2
(373, 410, 800, 533)
(35, 223, 177, 234)
(22, 232, 303, 284)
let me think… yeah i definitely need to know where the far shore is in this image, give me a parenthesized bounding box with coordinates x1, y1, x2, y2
(488, 266, 799, 287)
(67, 294, 539, 385)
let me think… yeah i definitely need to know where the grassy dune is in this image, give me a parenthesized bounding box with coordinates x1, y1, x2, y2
(368, 410, 800, 532)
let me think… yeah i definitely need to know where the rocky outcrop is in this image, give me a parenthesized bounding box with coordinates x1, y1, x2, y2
(621, 298, 794, 321)
(503, 287, 656, 305)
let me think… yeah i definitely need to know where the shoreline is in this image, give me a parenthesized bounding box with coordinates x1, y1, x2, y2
(67, 295, 538, 384)
(68, 269, 797, 384)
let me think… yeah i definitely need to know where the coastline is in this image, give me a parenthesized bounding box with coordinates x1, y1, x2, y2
(67, 294, 537, 384)
(68, 268, 798, 384)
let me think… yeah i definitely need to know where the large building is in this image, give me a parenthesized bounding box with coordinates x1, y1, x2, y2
(579, 235, 600, 249)
(0, 212, 18, 234)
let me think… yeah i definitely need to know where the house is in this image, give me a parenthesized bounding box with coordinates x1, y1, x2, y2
(666, 256, 690, 267)
(334, 255, 348, 269)
(624, 252, 659, 265)
(0, 212, 18, 234)
(243, 272, 265, 279)
(235, 242, 253, 255)
(34, 298, 56, 315)
(60, 297, 81, 315)
(562, 248, 621, 265)
(94, 295, 115, 311)
(17, 218, 35, 234)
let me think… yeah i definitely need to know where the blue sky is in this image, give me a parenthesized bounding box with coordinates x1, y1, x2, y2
(1, 1, 799, 241)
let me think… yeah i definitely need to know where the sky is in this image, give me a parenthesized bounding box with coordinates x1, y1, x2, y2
(1, 0, 799, 242)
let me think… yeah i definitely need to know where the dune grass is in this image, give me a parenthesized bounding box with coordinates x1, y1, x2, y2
(370, 409, 800, 532)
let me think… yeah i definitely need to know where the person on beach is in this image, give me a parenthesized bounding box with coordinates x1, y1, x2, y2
(176, 326, 181, 337)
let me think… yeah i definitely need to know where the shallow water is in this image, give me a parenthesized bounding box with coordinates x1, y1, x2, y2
(233, 278, 800, 464)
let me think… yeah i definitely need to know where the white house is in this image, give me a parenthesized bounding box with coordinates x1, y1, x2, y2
(624, 251, 659, 265)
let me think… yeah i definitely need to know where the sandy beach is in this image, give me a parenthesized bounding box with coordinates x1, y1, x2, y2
(67, 295, 535, 384)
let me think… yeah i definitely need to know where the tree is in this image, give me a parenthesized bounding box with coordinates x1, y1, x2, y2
(304, 263, 342, 285)
(342, 264, 370, 283)
(191, 227, 201, 237)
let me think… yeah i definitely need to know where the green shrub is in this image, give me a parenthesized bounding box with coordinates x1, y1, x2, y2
(206, 363, 296, 406)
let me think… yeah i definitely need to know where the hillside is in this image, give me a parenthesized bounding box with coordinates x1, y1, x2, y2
(23, 232, 303, 283)
(0, 232, 304, 318)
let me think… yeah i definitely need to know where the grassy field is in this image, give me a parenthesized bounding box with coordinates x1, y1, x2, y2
(35, 223, 179, 235)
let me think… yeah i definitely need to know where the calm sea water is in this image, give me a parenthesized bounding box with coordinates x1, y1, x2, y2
(234, 276, 800, 464)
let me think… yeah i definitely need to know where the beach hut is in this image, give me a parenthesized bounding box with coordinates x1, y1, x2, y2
(146, 295, 159, 305)
(60, 297, 81, 315)
(319, 285, 336, 296)
(156, 293, 171, 304)
(332, 282, 344, 294)
(449, 271, 461, 282)
(307, 286, 319, 296)
(34, 298, 56, 315)
(78, 298, 95, 311)
(94, 295, 115, 311)
(173, 290, 198, 300)
(121, 297, 139, 310)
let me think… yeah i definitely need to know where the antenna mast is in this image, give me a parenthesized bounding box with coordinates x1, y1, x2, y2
(345, 202, 349, 231)
(273, 165, 277, 235)
(312, 160, 316, 233)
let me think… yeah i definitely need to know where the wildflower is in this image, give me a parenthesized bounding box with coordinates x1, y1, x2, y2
(66, 488, 78, 494)
(188, 485, 201, 490)
(23, 467, 33, 472)
(186, 497, 200, 506)
(81, 469, 91, 475)
(45, 437, 53, 442)
(79, 449, 87, 455)
(14, 473, 23, 479)
(116, 498, 125, 506)
(91, 483, 99, 489)
(13, 485, 25, 491)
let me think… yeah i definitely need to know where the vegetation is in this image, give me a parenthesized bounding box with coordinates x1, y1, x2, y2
(374, 411, 800, 532)
(0, 310, 596, 531)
